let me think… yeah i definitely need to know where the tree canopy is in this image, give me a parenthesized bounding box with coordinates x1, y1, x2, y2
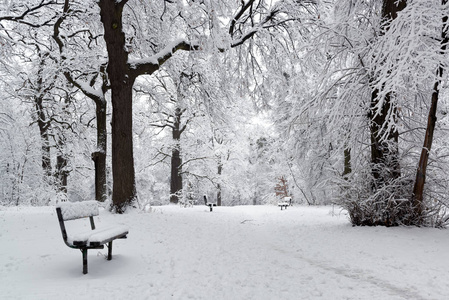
(2, 0, 449, 226)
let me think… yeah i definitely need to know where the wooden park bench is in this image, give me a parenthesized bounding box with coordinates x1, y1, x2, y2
(56, 201, 129, 274)
(278, 196, 292, 210)
(203, 195, 217, 212)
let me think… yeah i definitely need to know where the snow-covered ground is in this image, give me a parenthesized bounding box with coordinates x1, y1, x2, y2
(1, 204, 448, 300)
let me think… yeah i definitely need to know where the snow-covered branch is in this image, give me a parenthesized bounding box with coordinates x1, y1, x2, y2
(0, 0, 57, 28)
(52, 0, 106, 106)
(129, 39, 200, 77)
(180, 156, 213, 168)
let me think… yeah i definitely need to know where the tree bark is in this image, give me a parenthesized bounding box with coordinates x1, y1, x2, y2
(55, 149, 68, 194)
(110, 82, 136, 212)
(35, 94, 52, 179)
(99, 0, 136, 212)
(54, 94, 71, 197)
(369, 0, 406, 188)
(217, 158, 222, 206)
(92, 102, 108, 202)
(412, 2, 448, 220)
(343, 147, 351, 178)
(34, 56, 52, 179)
(369, 92, 401, 185)
(170, 107, 183, 204)
(382, 0, 406, 19)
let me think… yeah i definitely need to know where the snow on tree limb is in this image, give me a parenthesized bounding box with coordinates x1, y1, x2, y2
(128, 39, 200, 76)
(0, 0, 57, 27)
(68, 77, 105, 104)
(52, 0, 106, 105)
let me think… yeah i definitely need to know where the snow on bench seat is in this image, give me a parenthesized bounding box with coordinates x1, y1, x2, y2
(68, 225, 129, 247)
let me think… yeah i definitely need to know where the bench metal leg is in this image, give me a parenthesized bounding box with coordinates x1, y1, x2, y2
(81, 248, 88, 274)
(209, 204, 213, 212)
(107, 241, 113, 260)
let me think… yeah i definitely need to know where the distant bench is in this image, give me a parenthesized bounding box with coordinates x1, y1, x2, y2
(278, 197, 292, 210)
(204, 195, 217, 212)
(56, 201, 128, 274)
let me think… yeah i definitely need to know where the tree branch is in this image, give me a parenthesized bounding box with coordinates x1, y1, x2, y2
(230, 7, 280, 48)
(0, 0, 57, 27)
(129, 39, 200, 77)
(149, 122, 175, 130)
(52, 0, 106, 106)
(229, 0, 257, 36)
(180, 156, 213, 168)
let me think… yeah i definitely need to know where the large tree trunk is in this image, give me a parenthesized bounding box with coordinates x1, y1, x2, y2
(369, 0, 406, 188)
(99, 0, 136, 213)
(170, 107, 183, 204)
(110, 83, 136, 212)
(412, 3, 448, 220)
(369, 92, 401, 186)
(92, 102, 108, 202)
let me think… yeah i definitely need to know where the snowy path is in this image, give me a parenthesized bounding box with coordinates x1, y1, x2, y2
(1, 205, 448, 299)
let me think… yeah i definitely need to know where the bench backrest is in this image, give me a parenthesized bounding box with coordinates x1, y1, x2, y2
(57, 201, 99, 221)
(56, 201, 99, 246)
